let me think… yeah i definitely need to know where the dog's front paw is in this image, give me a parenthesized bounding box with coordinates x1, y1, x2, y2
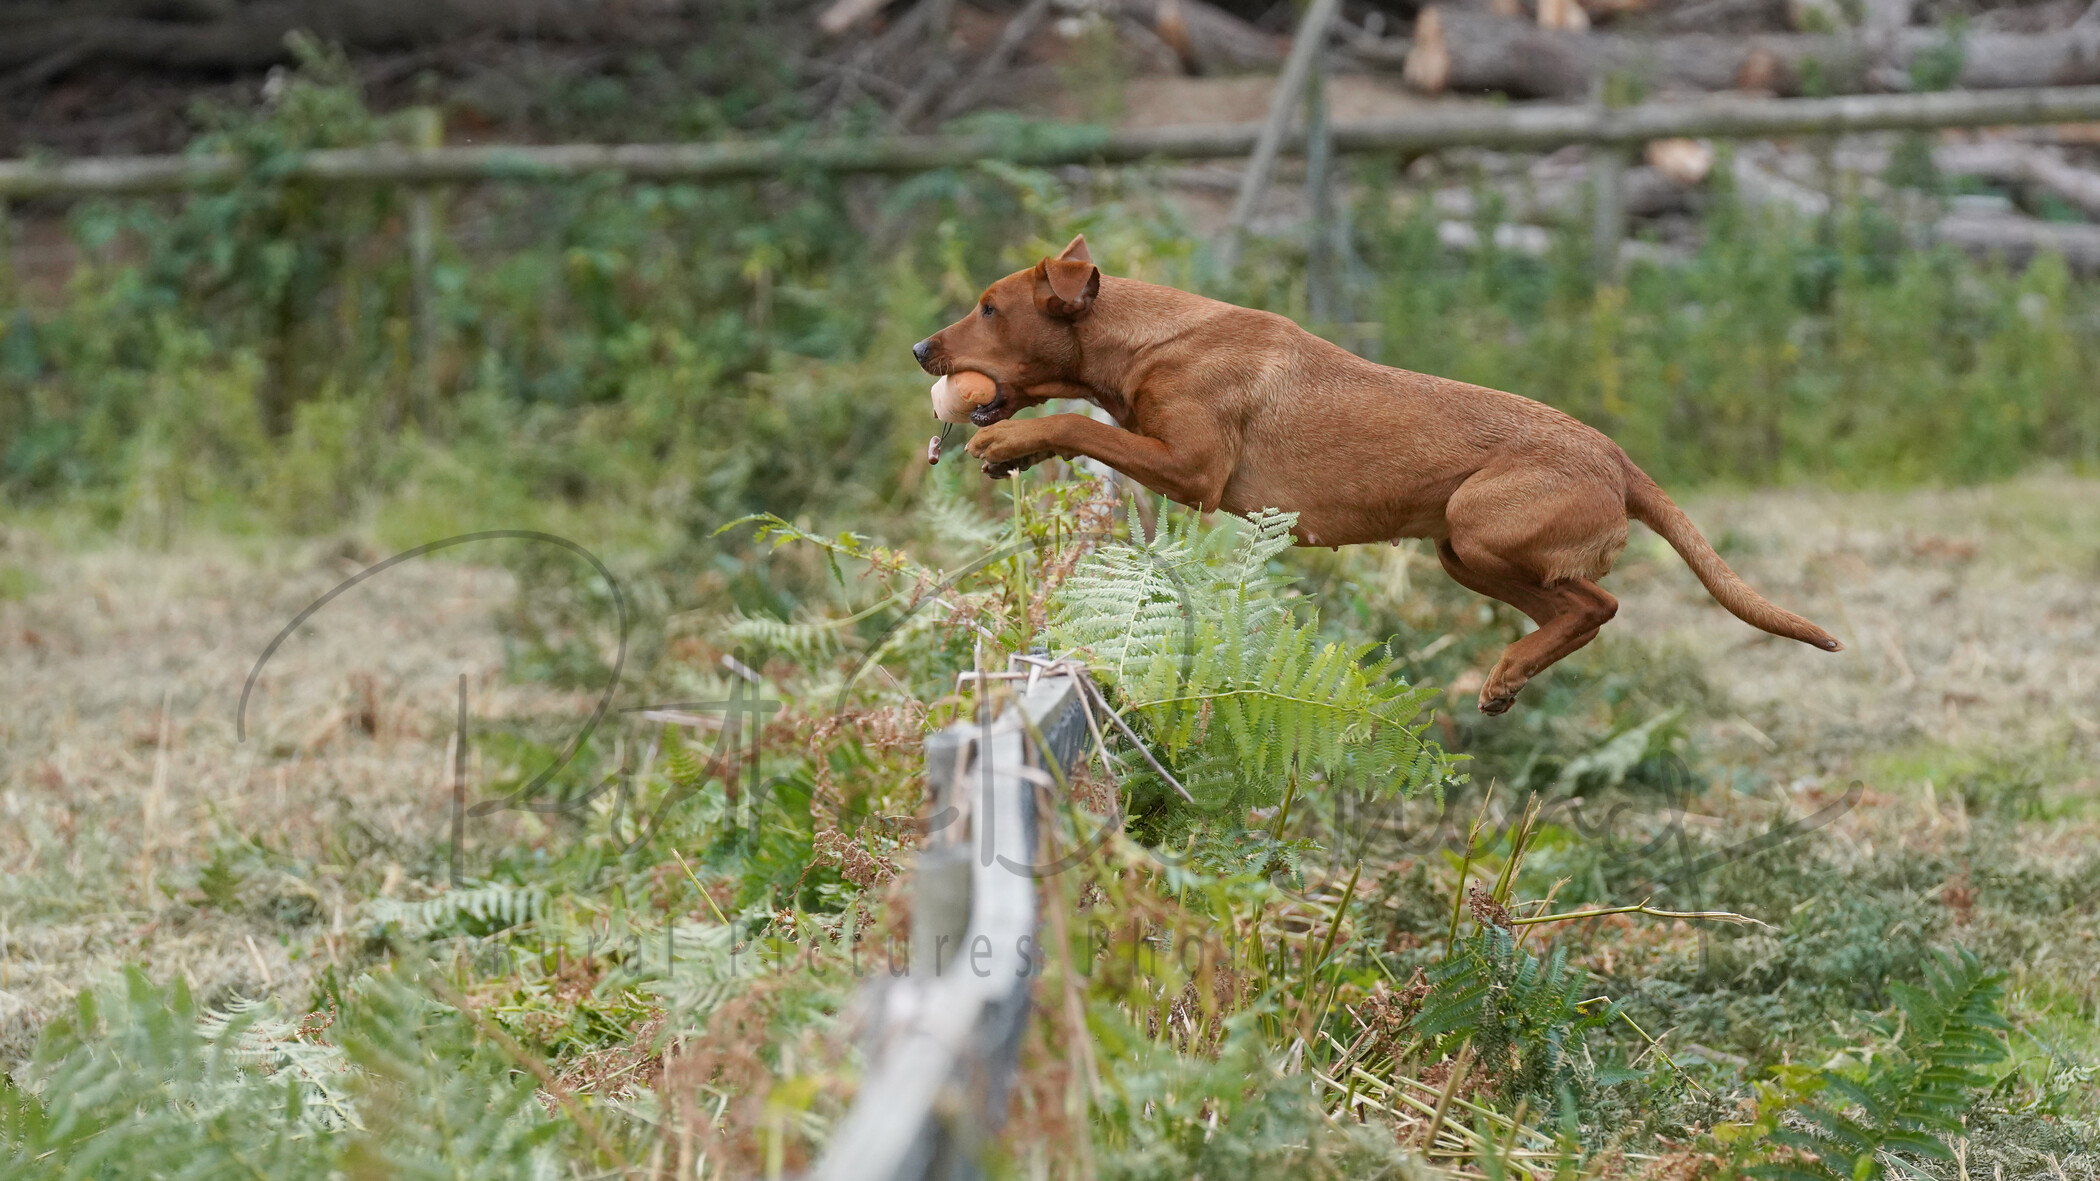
(1476, 673, 1527, 715)
(967, 419, 1057, 478)
(965, 419, 1038, 463)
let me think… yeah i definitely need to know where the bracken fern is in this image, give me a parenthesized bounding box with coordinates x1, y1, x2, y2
(1052, 506, 1459, 815)
(361, 881, 546, 939)
(1755, 948, 2012, 1181)
(1414, 925, 1628, 1112)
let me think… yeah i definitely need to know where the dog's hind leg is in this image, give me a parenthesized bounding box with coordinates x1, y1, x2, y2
(1435, 541, 1618, 714)
(1439, 469, 1627, 714)
(1435, 540, 1555, 627)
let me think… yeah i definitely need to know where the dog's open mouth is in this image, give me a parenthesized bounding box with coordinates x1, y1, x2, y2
(969, 382, 1019, 427)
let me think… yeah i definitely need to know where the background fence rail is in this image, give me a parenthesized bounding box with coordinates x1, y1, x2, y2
(5, 86, 2100, 197)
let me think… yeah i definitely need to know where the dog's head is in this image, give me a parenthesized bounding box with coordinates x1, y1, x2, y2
(911, 235, 1099, 425)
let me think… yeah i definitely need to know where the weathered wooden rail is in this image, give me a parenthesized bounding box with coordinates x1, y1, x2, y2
(808, 663, 1089, 1181)
(3, 86, 2100, 197)
(9, 83, 2097, 301)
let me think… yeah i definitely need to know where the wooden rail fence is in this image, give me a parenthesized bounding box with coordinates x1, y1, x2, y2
(6, 83, 2100, 323)
(809, 661, 1089, 1181)
(4, 86, 2100, 198)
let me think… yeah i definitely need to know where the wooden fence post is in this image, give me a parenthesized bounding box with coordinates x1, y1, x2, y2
(1591, 142, 1630, 282)
(1219, 0, 1343, 272)
(810, 665, 1088, 1181)
(1306, 49, 1341, 325)
(406, 106, 444, 423)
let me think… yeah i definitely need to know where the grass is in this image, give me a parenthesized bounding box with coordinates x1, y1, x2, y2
(3, 472, 2096, 1178)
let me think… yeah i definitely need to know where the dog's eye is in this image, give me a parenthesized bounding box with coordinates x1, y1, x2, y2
(980, 304, 995, 318)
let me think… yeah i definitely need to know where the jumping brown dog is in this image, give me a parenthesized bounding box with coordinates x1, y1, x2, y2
(912, 234, 1841, 714)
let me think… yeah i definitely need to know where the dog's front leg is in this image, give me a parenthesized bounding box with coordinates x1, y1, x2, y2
(966, 410, 1231, 511)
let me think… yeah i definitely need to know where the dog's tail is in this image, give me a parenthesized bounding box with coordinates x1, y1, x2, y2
(1622, 460, 1843, 652)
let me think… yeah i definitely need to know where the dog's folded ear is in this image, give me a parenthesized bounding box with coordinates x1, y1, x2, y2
(1034, 256, 1099, 319)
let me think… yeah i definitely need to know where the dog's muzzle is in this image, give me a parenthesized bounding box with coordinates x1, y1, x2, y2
(911, 339, 941, 374)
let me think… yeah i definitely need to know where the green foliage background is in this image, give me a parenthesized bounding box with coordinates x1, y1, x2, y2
(4, 55, 2099, 549)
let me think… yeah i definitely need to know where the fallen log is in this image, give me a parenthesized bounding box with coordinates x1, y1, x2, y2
(1392, 8, 2100, 99)
(1931, 210, 2100, 272)
(1811, 137, 2100, 218)
(817, 0, 893, 37)
(1639, 0, 1792, 32)
(1436, 209, 2100, 272)
(1933, 140, 2100, 219)
(1729, 151, 1832, 215)
(1097, 0, 1286, 73)
(1425, 134, 2100, 229)
(0, 0, 657, 75)
(1426, 163, 1702, 222)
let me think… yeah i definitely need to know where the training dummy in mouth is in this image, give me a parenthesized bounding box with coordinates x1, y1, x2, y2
(925, 370, 998, 463)
(929, 371, 997, 424)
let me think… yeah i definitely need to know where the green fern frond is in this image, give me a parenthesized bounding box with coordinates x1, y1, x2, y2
(1413, 926, 1616, 1110)
(720, 609, 847, 664)
(337, 970, 577, 1181)
(1052, 508, 1460, 813)
(1750, 948, 2011, 1181)
(921, 482, 1007, 550)
(196, 997, 362, 1131)
(0, 969, 337, 1178)
(362, 882, 546, 939)
(649, 921, 749, 1022)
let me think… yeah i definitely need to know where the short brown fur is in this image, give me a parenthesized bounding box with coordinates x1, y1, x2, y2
(912, 235, 1842, 714)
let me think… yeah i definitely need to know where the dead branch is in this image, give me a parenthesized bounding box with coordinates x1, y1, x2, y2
(935, 0, 1055, 122)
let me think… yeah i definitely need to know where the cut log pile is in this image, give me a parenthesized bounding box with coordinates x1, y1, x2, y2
(1388, 6, 2100, 100)
(1372, 132, 2100, 272)
(7, 0, 2100, 108)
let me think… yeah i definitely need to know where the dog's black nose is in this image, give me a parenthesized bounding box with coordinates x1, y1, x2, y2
(912, 339, 934, 368)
